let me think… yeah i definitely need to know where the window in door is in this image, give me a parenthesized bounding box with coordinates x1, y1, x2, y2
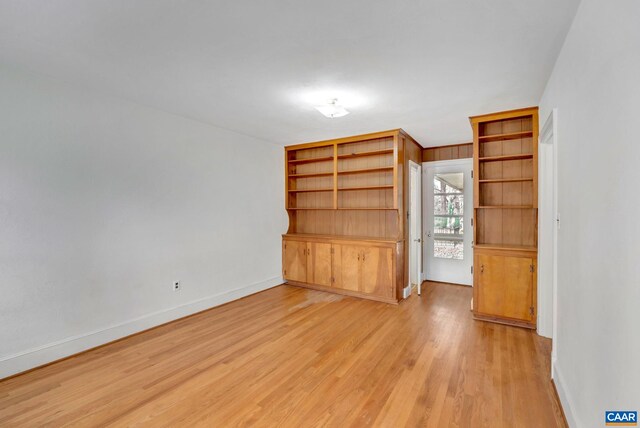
(433, 173, 464, 260)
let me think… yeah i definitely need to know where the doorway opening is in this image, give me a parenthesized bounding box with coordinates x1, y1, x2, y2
(423, 159, 473, 286)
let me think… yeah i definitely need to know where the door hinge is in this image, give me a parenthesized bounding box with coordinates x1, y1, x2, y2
(470, 218, 474, 227)
(471, 170, 474, 178)
(284, 269, 287, 276)
(530, 264, 535, 273)
(284, 243, 286, 249)
(407, 211, 410, 220)
(530, 306, 535, 316)
(471, 266, 473, 274)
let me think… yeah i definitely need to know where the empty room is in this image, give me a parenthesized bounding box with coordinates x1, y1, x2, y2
(1, 1, 638, 427)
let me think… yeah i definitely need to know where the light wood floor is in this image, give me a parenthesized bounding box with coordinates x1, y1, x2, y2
(0, 282, 566, 427)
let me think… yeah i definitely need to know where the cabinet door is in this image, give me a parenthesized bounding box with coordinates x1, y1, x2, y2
(332, 244, 361, 292)
(361, 246, 394, 298)
(283, 240, 307, 283)
(476, 254, 534, 321)
(503, 256, 535, 321)
(307, 241, 332, 287)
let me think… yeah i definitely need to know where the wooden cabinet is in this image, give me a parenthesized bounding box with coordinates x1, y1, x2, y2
(361, 246, 394, 298)
(283, 239, 332, 287)
(283, 235, 398, 303)
(307, 241, 332, 287)
(470, 107, 539, 328)
(332, 244, 394, 299)
(332, 244, 361, 292)
(282, 239, 307, 283)
(475, 250, 535, 324)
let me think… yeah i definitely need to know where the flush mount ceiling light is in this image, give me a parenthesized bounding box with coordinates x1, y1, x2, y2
(314, 99, 350, 118)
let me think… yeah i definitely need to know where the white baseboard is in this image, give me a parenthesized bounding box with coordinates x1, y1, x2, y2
(0, 276, 283, 379)
(552, 360, 580, 427)
(403, 285, 412, 299)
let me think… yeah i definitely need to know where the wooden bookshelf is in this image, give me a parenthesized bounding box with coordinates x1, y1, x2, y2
(283, 129, 422, 303)
(470, 107, 539, 329)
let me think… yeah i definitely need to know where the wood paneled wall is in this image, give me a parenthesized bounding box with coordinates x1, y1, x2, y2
(422, 143, 473, 162)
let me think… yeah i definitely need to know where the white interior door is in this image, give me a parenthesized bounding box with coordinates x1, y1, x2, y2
(539, 108, 558, 349)
(423, 159, 473, 286)
(409, 161, 422, 294)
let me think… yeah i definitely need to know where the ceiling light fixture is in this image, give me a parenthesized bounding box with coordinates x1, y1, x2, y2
(314, 99, 350, 118)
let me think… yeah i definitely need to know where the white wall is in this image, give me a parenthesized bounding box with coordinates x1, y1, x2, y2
(0, 66, 287, 378)
(539, 0, 640, 426)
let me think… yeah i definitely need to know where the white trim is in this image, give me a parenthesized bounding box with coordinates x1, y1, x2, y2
(553, 361, 580, 428)
(402, 285, 412, 299)
(0, 276, 283, 379)
(409, 160, 422, 295)
(422, 158, 473, 286)
(537, 108, 559, 347)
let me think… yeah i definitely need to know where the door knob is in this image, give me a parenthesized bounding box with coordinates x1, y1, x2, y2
(427, 231, 432, 238)
(414, 238, 421, 243)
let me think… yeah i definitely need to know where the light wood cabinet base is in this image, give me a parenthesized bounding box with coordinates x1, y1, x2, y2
(472, 247, 537, 328)
(472, 312, 535, 329)
(286, 280, 399, 305)
(283, 234, 400, 303)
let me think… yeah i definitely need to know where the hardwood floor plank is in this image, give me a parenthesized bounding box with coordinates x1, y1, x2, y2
(0, 283, 566, 427)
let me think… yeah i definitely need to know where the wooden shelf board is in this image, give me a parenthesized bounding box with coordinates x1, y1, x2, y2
(338, 185, 394, 191)
(287, 156, 334, 164)
(337, 148, 394, 159)
(474, 244, 537, 252)
(337, 166, 394, 175)
(479, 178, 534, 183)
(288, 188, 333, 193)
(478, 131, 533, 143)
(337, 207, 396, 210)
(283, 233, 401, 244)
(479, 154, 533, 163)
(287, 207, 335, 210)
(476, 205, 535, 209)
(288, 171, 334, 178)
(287, 207, 396, 211)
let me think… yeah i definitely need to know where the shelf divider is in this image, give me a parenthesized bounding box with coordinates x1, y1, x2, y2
(479, 154, 533, 163)
(478, 130, 533, 143)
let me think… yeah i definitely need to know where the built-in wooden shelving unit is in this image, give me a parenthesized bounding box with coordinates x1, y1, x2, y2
(283, 129, 422, 304)
(471, 107, 539, 329)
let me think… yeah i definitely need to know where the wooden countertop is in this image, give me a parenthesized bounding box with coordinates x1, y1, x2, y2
(283, 233, 403, 244)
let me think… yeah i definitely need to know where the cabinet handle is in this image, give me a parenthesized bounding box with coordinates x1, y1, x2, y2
(480, 264, 484, 273)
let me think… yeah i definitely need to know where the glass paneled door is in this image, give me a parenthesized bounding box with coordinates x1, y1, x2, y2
(423, 159, 473, 285)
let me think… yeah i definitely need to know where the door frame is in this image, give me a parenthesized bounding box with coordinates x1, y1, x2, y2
(422, 158, 474, 286)
(408, 160, 423, 295)
(538, 109, 559, 368)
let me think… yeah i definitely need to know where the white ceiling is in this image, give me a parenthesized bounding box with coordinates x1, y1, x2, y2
(0, 1, 580, 147)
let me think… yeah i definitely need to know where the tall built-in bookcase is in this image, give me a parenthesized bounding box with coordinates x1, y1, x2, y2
(471, 107, 539, 328)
